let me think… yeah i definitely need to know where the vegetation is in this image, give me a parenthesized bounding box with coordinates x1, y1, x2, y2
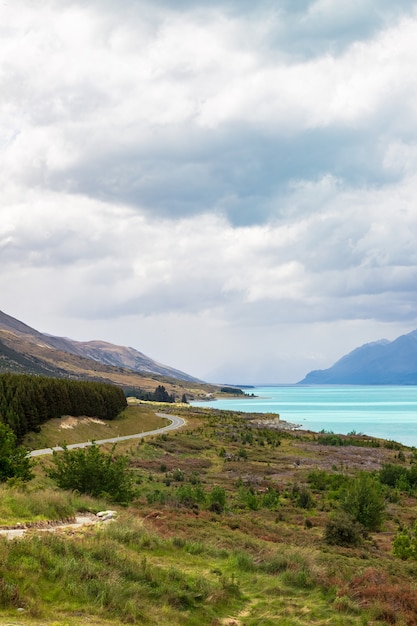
(1, 398, 417, 623)
(47, 444, 135, 504)
(324, 511, 363, 546)
(0, 373, 127, 439)
(0, 421, 33, 482)
(318, 430, 381, 448)
(341, 472, 386, 531)
(125, 384, 175, 403)
(220, 386, 245, 395)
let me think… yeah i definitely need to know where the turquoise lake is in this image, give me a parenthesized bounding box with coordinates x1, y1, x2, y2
(191, 386, 417, 447)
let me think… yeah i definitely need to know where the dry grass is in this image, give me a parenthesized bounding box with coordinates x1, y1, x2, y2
(23, 404, 168, 450)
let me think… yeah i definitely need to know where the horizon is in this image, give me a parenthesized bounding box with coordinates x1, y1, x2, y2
(1, 1, 417, 384)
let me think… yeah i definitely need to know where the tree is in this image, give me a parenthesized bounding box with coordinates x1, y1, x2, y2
(153, 385, 174, 403)
(341, 472, 385, 531)
(0, 421, 33, 482)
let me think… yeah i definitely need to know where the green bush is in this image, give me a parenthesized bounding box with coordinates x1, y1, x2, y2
(341, 472, 385, 531)
(307, 469, 348, 494)
(208, 486, 226, 513)
(48, 443, 135, 504)
(176, 484, 206, 508)
(379, 463, 417, 493)
(393, 522, 417, 559)
(0, 422, 33, 482)
(324, 511, 362, 547)
(291, 483, 314, 509)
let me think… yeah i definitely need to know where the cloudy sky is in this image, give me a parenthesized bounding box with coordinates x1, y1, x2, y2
(1, 0, 417, 384)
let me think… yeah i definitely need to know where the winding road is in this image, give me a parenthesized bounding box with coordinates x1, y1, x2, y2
(28, 412, 186, 457)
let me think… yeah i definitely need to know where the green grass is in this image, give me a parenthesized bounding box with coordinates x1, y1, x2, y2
(0, 486, 106, 525)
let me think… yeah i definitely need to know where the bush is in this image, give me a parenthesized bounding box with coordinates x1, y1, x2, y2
(48, 443, 135, 504)
(291, 483, 314, 509)
(324, 512, 362, 546)
(0, 422, 33, 482)
(208, 486, 226, 513)
(307, 469, 348, 494)
(341, 472, 385, 531)
(379, 463, 408, 488)
(393, 522, 417, 559)
(176, 484, 206, 508)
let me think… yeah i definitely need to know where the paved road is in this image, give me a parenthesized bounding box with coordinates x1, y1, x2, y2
(28, 412, 186, 457)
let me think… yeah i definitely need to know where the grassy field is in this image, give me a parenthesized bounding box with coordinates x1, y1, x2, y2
(23, 403, 169, 450)
(1, 404, 417, 624)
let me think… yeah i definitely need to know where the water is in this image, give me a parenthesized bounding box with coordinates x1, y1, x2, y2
(191, 386, 417, 447)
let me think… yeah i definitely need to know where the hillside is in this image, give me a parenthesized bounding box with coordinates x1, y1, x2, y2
(0, 310, 213, 398)
(299, 329, 417, 384)
(3, 402, 417, 625)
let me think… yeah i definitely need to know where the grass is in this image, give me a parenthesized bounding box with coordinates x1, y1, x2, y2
(23, 404, 168, 450)
(2, 403, 417, 624)
(0, 486, 107, 525)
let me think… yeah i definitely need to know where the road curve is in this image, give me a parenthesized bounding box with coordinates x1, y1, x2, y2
(28, 412, 186, 457)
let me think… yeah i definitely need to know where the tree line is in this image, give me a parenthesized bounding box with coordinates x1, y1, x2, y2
(0, 373, 127, 440)
(124, 384, 176, 403)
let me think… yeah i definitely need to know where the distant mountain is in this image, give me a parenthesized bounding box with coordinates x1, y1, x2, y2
(299, 329, 417, 384)
(0, 310, 200, 385)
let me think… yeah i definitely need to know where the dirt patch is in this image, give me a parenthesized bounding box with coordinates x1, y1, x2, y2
(60, 416, 107, 429)
(0, 512, 117, 540)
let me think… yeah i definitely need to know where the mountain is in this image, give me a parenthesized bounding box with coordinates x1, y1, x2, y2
(299, 329, 417, 384)
(42, 336, 199, 382)
(0, 310, 205, 393)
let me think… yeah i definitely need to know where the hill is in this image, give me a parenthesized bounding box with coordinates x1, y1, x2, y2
(0, 310, 213, 398)
(299, 328, 417, 384)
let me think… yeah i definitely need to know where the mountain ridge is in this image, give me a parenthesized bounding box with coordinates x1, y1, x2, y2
(299, 328, 417, 384)
(0, 310, 203, 390)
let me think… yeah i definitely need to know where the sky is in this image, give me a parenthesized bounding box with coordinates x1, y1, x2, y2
(1, 0, 417, 384)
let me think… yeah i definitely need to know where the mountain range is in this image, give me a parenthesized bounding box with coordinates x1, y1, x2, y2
(299, 329, 417, 384)
(0, 310, 211, 397)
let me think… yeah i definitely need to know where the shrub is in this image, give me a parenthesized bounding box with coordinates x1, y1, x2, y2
(324, 512, 362, 547)
(341, 472, 385, 531)
(0, 422, 33, 482)
(261, 487, 280, 510)
(307, 469, 348, 494)
(379, 463, 408, 488)
(176, 484, 206, 508)
(291, 483, 314, 509)
(208, 486, 226, 513)
(393, 522, 417, 559)
(48, 443, 135, 504)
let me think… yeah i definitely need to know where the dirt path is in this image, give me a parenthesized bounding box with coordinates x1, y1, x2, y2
(0, 511, 117, 540)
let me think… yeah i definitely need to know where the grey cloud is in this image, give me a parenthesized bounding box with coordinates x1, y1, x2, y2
(114, 0, 417, 59)
(5, 1, 417, 228)
(272, 1, 417, 59)
(47, 124, 403, 227)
